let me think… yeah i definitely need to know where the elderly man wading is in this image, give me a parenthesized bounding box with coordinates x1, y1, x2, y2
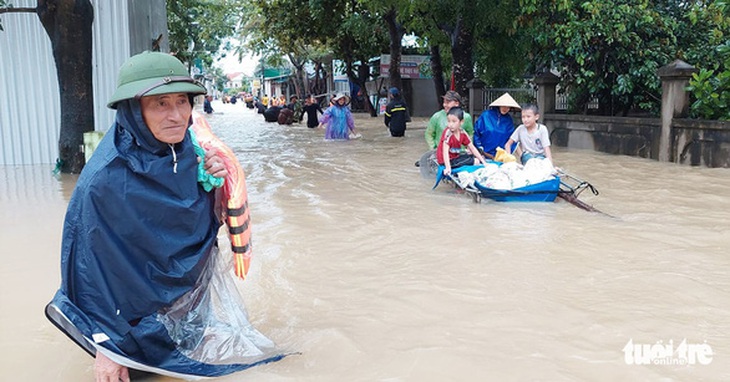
(45, 51, 284, 381)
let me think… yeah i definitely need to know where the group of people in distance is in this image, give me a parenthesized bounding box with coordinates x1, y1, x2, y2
(256, 92, 359, 140)
(255, 86, 410, 141)
(258, 95, 300, 124)
(208, 85, 409, 142)
(428, 90, 553, 176)
(210, 86, 550, 169)
(318, 86, 411, 140)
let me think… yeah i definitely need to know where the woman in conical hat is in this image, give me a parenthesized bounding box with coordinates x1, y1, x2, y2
(473, 92, 521, 159)
(319, 93, 358, 140)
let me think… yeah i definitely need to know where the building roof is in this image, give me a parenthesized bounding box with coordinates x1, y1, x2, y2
(226, 72, 244, 80)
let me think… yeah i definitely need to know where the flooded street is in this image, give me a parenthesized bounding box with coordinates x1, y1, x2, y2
(2, 101, 729, 381)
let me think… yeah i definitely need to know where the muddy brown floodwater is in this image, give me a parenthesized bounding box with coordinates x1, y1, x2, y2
(1, 101, 729, 381)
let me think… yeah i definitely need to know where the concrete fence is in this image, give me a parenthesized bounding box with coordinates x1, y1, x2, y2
(468, 60, 730, 168)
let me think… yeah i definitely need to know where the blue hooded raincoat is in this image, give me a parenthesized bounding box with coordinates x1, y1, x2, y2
(48, 99, 282, 378)
(473, 108, 516, 156)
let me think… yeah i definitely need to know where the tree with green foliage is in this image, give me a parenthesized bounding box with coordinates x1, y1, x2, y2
(243, 0, 386, 115)
(518, 0, 730, 116)
(207, 65, 230, 93)
(234, 0, 527, 113)
(333, 3, 387, 115)
(240, 1, 312, 99)
(685, 0, 730, 120)
(407, 0, 526, 103)
(363, 0, 413, 92)
(240, 0, 324, 97)
(471, 3, 531, 88)
(519, 0, 672, 115)
(1, 0, 94, 174)
(167, 0, 240, 70)
(409, 0, 478, 98)
(687, 48, 730, 120)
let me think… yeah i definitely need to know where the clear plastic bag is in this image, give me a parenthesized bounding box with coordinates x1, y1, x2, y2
(157, 246, 277, 365)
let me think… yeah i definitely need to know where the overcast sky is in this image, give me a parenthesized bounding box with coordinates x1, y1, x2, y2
(215, 51, 259, 76)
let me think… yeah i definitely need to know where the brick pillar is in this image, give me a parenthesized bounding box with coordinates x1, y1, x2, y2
(533, 71, 560, 122)
(466, 78, 485, 119)
(657, 60, 696, 162)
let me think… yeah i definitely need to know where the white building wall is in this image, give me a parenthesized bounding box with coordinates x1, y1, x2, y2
(0, 0, 135, 165)
(92, 1, 131, 135)
(0, 1, 60, 166)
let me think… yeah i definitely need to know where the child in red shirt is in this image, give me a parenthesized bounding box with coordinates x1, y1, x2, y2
(437, 107, 488, 176)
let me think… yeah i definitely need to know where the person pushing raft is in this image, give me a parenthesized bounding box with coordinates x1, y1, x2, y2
(45, 51, 284, 381)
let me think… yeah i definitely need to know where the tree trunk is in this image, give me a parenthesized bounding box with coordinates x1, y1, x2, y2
(301, 67, 309, 98)
(292, 65, 303, 97)
(287, 53, 306, 98)
(450, 17, 474, 103)
(324, 57, 335, 95)
(356, 60, 376, 116)
(430, 45, 446, 105)
(313, 61, 325, 96)
(37, 0, 94, 174)
(345, 57, 375, 116)
(383, 7, 404, 92)
(571, 89, 591, 115)
(344, 56, 375, 116)
(308, 61, 318, 95)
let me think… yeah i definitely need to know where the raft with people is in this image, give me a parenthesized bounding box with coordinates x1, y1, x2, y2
(420, 148, 603, 213)
(419, 91, 604, 213)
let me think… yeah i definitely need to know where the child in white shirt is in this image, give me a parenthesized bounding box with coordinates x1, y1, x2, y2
(504, 103, 553, 164)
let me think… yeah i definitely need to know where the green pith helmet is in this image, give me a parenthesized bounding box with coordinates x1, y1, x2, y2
(107, 51, 206, 109)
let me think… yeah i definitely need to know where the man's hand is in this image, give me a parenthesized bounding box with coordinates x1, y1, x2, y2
(203, 150, 228, 179)
(95, 351, 129, 382)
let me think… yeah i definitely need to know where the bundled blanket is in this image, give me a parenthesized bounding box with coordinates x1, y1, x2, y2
(454, 158, 556, 190)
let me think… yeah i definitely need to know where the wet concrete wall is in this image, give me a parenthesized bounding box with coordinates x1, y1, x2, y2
(672, 119, 730, 167)
(402, 78, 439, 118)
(545, 114, 661, 160)
(369, 78, 439, 118)
(544, 114, 730, 168)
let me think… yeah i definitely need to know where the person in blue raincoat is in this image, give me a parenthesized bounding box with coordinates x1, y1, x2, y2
(46, 51, 284, 382)
(472, 92, 521, 159)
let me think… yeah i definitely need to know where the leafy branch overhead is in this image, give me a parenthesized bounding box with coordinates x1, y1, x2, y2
(167, 0, 240, 69)
(517, 0, 730, 116)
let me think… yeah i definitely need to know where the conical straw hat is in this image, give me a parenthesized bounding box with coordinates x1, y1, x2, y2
(333, 92, 351, 104)
(488, 93, 521, 110)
